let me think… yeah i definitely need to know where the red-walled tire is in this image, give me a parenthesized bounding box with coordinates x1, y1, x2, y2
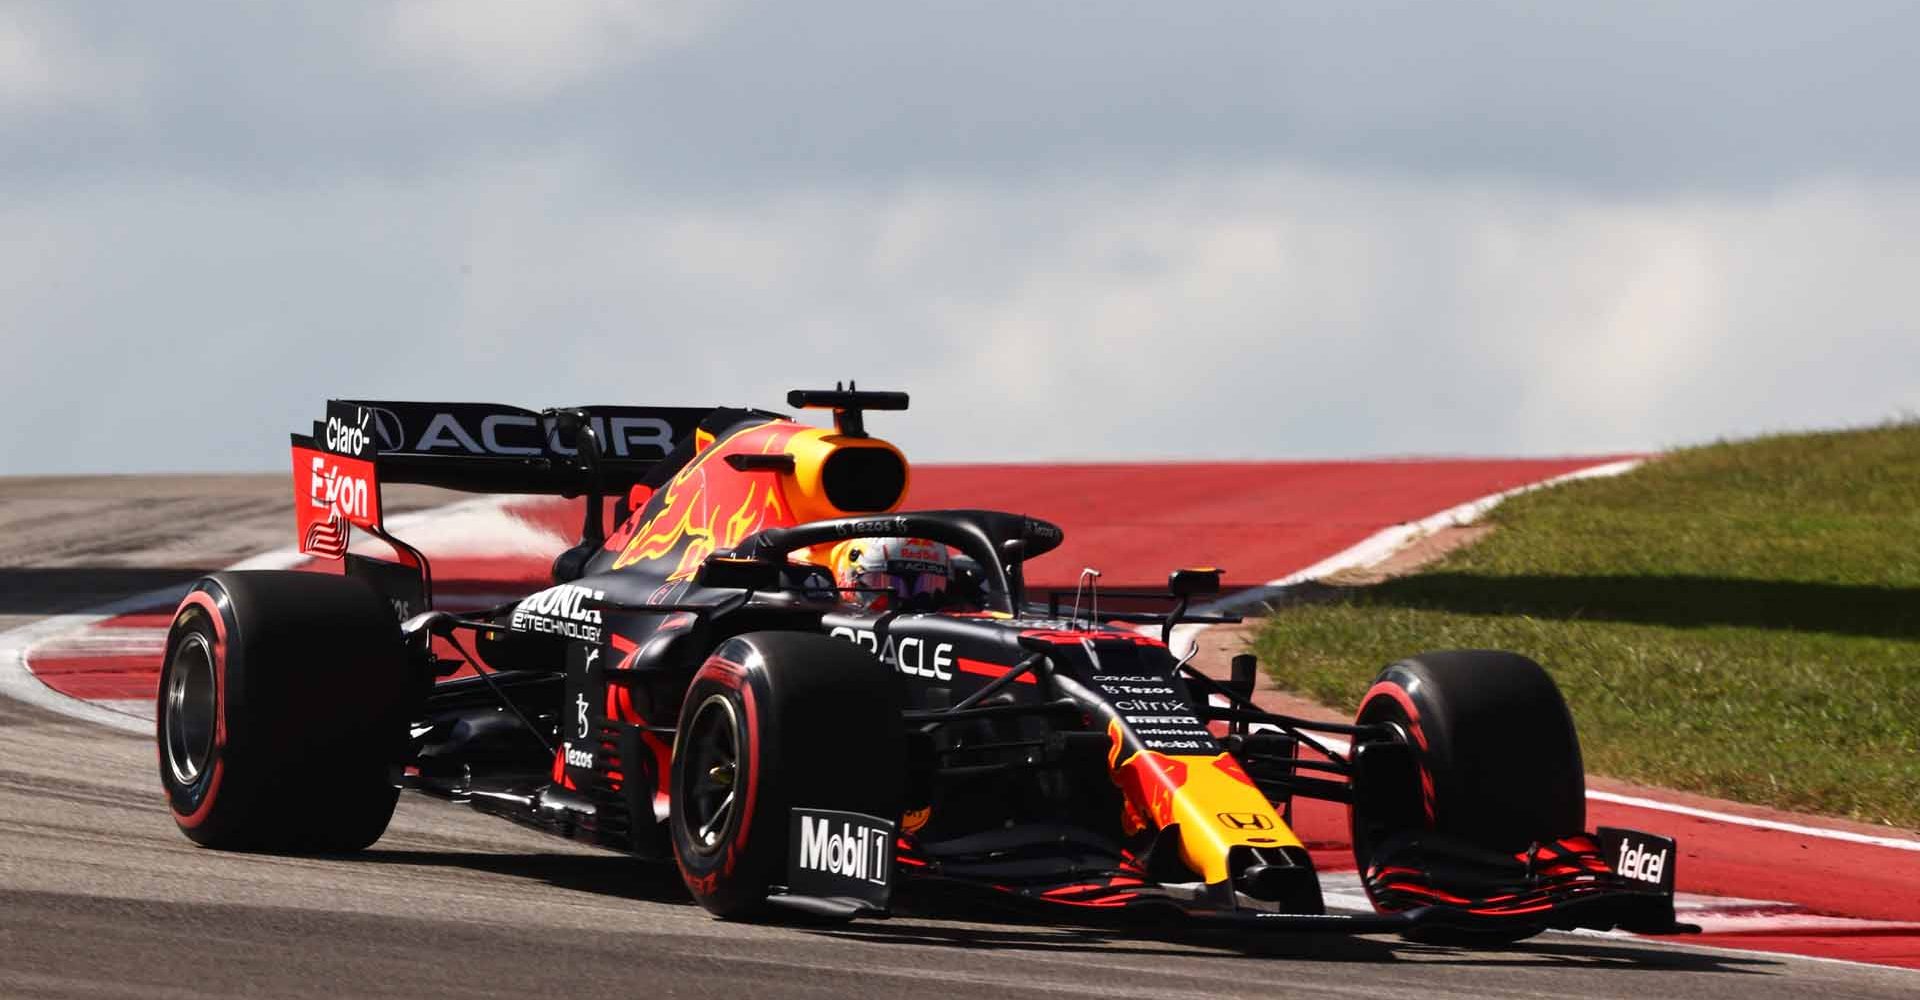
(158, 571, 412, 852)
(669, 631, 904, 919)
(1350, 650, 1585, 943)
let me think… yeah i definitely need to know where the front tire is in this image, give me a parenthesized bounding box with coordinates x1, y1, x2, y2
(669, 631, 904, 919)
(158, 571, 412, 852)
(1350, 650, 1585, 943)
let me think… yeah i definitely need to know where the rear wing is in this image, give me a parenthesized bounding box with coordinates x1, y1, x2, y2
(289, 399, 711, 612)
(286, 389, 902, 615)
(305, 399, 711, 496)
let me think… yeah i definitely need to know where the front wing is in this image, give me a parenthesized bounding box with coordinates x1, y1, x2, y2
(870, 824, 1696, 936)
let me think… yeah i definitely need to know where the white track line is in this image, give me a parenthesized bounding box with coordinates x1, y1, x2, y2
(1588, 790, 1920, 853)
(0, 588, 208, 735)
(1205, 457, 1645, 614)
(0, 495, 529, 736)
(1214, 717, 1920, 858)
(1557, 926, 1920, 975)
(1180, 457, 1920, 856)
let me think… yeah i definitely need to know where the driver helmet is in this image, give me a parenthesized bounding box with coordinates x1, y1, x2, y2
(833, 537, 951, 611)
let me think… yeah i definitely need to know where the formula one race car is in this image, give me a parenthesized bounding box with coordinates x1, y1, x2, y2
(156, 389, 1692, 941)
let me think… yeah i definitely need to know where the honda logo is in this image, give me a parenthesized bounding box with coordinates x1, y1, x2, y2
(1217, 811, 1273, 831)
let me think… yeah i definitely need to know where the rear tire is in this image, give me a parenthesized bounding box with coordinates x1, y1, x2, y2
(158, 571, 412, 852)
(1350, 650, 1585, 944)
(669, 631, 904, 919)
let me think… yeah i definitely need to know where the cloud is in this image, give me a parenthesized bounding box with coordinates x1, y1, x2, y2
(0, 2, 139, 114)
(374, 0, 737, 99)
(9, 2, 1919, 194)
(4, 158, 1915, 473)
(1, 3, 1915, 478)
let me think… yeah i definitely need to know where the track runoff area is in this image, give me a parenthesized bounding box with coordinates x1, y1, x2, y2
(8, 458, 1917, 971)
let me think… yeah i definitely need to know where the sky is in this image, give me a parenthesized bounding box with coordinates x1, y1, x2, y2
(3, 1, 1916, 473)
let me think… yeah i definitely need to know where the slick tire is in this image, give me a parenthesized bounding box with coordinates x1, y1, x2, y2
(158, 571, 411, 852)
(1351, 650, 1585, 944)
(669, 631, 904, 920)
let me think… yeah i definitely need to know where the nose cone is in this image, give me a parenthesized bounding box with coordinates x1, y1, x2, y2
(1111, 744, 1304, 885)
(1162, 753, 1305, 884)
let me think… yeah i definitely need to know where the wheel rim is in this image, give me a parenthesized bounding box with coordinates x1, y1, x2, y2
(680, 694, 742, 856)
(164, 632, 218, 786)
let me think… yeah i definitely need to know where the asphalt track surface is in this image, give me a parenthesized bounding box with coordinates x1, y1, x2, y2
(2, 476, 1916, 999)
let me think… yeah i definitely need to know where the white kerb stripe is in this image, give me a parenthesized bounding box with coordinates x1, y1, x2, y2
(1587, 790, 1920, 853)
(1259, 728, 1920, 854)
(0, 494, 527, 737)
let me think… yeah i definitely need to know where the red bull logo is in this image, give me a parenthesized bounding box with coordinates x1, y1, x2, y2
(1112, 747, 1188, 832)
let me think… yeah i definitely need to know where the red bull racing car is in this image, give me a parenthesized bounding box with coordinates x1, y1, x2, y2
(156, 389, 1692, 940)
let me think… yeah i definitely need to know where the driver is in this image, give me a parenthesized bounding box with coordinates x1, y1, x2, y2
(830, 537, 953, 612)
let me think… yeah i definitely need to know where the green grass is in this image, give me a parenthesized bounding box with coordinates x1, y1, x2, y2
(1251, 421, 1920, 829)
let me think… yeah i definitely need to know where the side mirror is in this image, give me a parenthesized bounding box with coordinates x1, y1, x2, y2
(1226, 653, 1258, 704)
(1168, 567, 1222, 598)
(695, 555, 782, 592)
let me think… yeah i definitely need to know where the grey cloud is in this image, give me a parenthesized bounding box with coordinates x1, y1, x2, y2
(2, 3, 1916, 477)
(7, 2, 1920, 194)
(5, 161, 1915, 474)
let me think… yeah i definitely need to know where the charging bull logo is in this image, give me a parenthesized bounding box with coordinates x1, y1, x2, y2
(1112, 745, 1188, 833)
(612, 422, 804, 578)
